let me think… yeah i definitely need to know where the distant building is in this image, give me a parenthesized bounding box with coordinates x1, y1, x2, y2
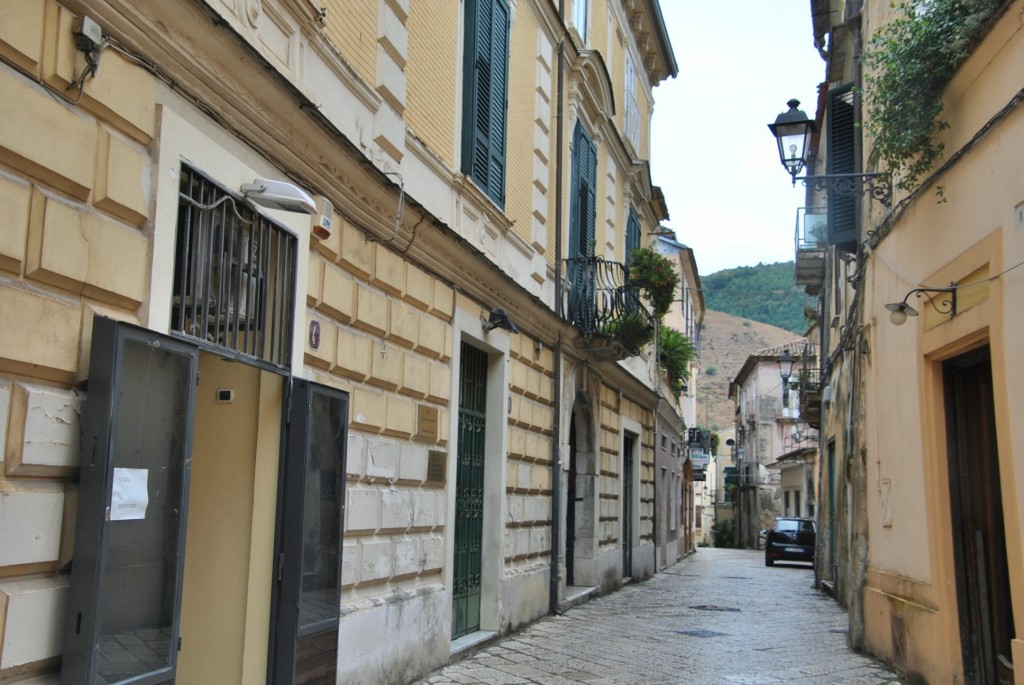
(728, 343, 814, 548)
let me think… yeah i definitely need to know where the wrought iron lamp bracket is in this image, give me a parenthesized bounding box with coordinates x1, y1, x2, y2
(794, 173, 892, 208)
(903, 287, 958, 316)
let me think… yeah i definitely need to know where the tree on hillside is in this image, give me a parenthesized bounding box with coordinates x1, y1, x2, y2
(701, 262, 811, 333)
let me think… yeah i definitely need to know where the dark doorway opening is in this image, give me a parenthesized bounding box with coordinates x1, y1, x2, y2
(944, 346, 1014, 685)
(566, 416, 578, 586)
(622, 432, 635, 579)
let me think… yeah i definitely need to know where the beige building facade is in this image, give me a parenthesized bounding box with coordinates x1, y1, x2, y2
(793, 1, 1023, 683)
(0, 0, 680, 683)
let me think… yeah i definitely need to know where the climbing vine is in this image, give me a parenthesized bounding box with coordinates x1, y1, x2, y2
(862, 0, 1009, 190)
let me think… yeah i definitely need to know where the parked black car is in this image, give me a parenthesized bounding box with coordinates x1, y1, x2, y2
(764, 516, 815, 566)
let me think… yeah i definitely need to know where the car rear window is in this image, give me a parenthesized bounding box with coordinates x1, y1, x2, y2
(776, 519, 813, 533)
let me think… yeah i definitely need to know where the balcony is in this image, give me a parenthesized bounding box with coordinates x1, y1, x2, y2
(563, 256, 654, 361)
(798, 367, 822, 429)
(795, 207, 827, 296)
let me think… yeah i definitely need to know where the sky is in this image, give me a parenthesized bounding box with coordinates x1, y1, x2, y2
(649, 1, 827, 276)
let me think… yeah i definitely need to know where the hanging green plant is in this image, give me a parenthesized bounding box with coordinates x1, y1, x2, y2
(862, 0, 1009, 191)
(659, 326, 695, 398)
(603, 311, 655, 353)
(627, 247, 679, 320)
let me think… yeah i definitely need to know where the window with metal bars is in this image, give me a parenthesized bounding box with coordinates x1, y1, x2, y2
(172, 164, 297, 369)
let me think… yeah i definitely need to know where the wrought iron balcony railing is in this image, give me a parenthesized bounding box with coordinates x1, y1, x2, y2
(563, 256, 654, 360)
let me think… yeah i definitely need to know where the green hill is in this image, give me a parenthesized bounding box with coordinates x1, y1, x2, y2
(701, 262, 811, 334)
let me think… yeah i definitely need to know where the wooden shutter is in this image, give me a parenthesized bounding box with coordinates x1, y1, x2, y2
(826, 86, 857, 250)
(626, 211, 641, 263)
(568, 122, 597, 260)
(461, 0, 509, 207)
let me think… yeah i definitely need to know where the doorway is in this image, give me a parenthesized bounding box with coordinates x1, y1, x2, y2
(944, 347, 1014, 685)
(452, 342, 487, 639)
(622, 432, 635, 579)
(61, 318, 347, 685)
(566, 417, 578, 586)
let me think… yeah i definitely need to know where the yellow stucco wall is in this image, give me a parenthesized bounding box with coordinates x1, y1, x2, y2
(321, 0, 377, 85)
(505, 4, 541, 247)
(406, 1, 458, 168)
(859, 2, 1024, 682)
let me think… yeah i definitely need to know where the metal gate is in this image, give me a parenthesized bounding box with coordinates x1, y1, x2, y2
(453, 343, 487, 639)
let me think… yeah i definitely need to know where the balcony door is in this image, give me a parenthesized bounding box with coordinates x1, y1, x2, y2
(567, 123, 597, 328)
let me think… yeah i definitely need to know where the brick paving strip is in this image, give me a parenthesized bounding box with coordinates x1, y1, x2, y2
(417, 548, 905, 685)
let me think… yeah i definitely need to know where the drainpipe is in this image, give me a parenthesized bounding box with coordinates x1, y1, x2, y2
(549, 0, 566, 616)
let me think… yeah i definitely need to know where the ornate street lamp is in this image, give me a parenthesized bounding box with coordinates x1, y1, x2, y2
(768, 99, 892, 207)
(767, 99, 815, 183)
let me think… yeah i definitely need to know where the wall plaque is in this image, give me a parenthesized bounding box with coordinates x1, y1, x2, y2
(426, 450, 447, 486)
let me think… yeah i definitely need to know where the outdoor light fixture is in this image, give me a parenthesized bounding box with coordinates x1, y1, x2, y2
(241, 179, 317, 214)
(768, 99, 816, 181)
(483, 308, 519, 334)
(885, 286, 958, 325)
(768, 100, 892, 208)
(777, 349, 794, 407)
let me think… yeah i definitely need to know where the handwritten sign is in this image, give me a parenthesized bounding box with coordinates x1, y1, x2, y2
(111, 468, 149, 521)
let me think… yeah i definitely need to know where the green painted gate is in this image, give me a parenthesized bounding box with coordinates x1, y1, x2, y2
(453, 343, 487, 639)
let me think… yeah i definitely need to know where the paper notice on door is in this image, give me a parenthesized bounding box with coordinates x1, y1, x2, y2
(111, 468, 149, 521)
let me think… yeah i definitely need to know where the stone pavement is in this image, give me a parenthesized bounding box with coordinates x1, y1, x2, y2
(417, 547, 904, 685)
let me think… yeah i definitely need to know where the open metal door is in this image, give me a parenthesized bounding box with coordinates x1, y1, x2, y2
(271, 379, 348, 685)
(62, 317, 199, 685)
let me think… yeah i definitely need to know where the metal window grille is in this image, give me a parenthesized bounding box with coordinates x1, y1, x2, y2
(172, 164, 297, 369)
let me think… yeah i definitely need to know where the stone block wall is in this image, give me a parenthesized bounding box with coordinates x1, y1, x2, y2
(304, 213, 454, 610)
(0, 1, 156, 676)
(505, 334, 555, 569)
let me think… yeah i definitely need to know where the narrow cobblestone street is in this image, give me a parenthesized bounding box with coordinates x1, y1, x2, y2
(418, 548, 905, 685)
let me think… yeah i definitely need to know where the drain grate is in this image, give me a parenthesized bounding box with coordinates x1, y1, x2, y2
(690, 605, 741, 612)
(675, 629, 728, 638)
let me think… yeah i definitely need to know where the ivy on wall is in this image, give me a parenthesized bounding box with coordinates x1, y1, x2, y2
(862, 0, 1010, 191)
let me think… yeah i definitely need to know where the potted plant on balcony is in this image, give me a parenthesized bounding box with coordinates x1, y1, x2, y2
(659, 326, 695, 397)
(627, 247, 679, 320)
(602, 311, 655, 354)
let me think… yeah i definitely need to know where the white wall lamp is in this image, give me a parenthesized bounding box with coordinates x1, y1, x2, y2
(241, 179, 317, 214)
(885, 285, 958, 325)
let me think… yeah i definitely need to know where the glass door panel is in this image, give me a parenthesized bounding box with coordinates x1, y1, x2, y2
(63, 318, 198, 685)
(272, 380, 348, 685)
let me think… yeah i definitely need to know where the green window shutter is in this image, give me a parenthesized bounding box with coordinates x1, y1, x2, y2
(826, 85, 857, 250)
(568, 122, 597, 259)
(461, 0, 509, 207)
(582, 129, 597, 251)
(626, 211, 641, 263)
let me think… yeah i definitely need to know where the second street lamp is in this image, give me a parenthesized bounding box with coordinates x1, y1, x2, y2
(778, 349, 794, 408)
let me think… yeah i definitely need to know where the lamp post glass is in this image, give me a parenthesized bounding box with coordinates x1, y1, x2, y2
(768, 100, 816, 182)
